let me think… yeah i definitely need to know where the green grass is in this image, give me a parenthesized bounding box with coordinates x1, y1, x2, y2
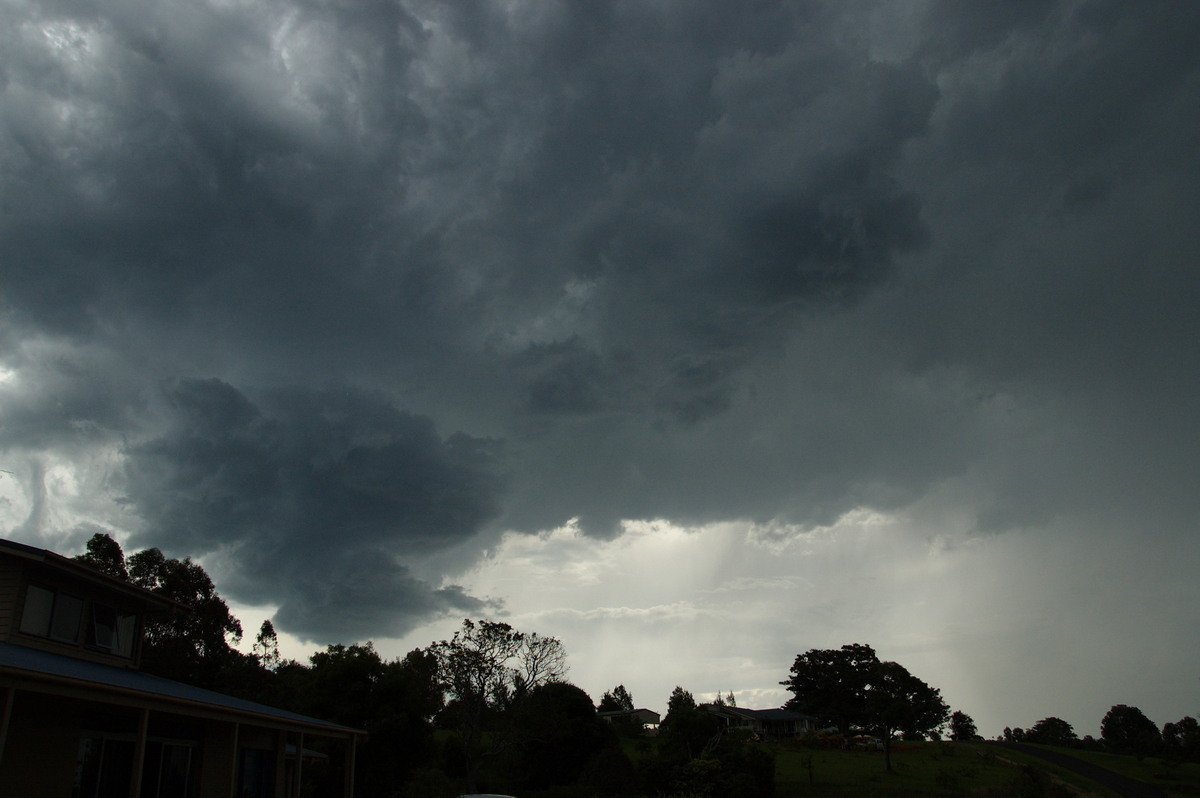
(981, 745, 1122, 798)
(580, 737, 1200, 797)
(769, 741, 1021, 797)
(1022, 746, 1200, 798)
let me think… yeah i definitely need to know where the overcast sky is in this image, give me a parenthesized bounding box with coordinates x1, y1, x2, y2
(2, 0, 1198, 738)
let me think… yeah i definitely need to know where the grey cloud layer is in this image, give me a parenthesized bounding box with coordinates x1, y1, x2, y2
(2, 1, 1198, 639)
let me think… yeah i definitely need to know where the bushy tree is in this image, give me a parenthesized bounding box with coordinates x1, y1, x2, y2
(509, 681, 622, 791)
(598, 684, 635, 712)
(74, 532, 129, 580)
(659, 686, 720, 761)
(950, 710, 979, 741)
(1025, 717, 1077, 746)
(1101, 705, 1161, 756)
(782, 643, 948, 771)
(867, 661, 950, 771)
(781, 643, 878, 734)
(1162, 716, 1200, 762)
(599, 684, 646, 737)
(127, 546, 247, 686)
(73, 533, 251, 690)
(276, 643, 443, 795)
(645, 687, 774, 798)
(431, 618, 567, 793)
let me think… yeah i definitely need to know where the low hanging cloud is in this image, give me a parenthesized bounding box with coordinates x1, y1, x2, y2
(122, 379, 503, 640)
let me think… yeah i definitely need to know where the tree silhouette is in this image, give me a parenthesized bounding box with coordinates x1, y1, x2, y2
(430, 619, 567, 793)
(950, 710, 978, 741)
(1025, 717, 1077, 746)
(781, 643, 878, 735)
(1101, 705, 1161, 756)
(72, 533, 248, 689)
(598, 684, 635, 712)
(73, 532, 129, 580)
(867, 660, 949, 771)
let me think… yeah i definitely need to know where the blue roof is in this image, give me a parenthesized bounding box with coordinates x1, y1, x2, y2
(0, 641, 361, 736)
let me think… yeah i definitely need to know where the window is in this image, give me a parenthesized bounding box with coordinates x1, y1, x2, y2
(143, 741, 194, 798)
(20, 584, 83, 643)
(89, 603, 138, 656)
(20, 586, 138, 655)
(74, 736, 135, 798)
(18, 585, 54, 636)
(239, 748, 276, 798)
(92, 604, 117, 649)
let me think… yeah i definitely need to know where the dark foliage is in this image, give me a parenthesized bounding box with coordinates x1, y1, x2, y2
(508, 681, 623, 791)
(1100, 704, 1161, 756)
(1024, 717, 1077, 746)
(1163, 716, 1200, 762)
(74, 532, 129, 580)
(950, 710, 979, 741)
(598, 684, 635, 713)
(781, 643, 878, 735)
(781, 643, 948, 772)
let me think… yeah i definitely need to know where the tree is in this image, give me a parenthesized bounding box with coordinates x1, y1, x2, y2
(1025, 717, 1077, 746)
(666, 685, 697, 718)
(598, 684, 635, 713)
(73, 532, 129, 580)
(781, 643, 878, 735)
(660, 686, 719, 762)
(253, 619, 281, 670)
(866, 660, 950, 772)
(1101, 705, 1161, 756)
(1162, 716, 1200, 762)
(431, 619, 568, 793)
(509, 682, 621, 791)
(72, 533, 249, 690)
(127, 546, 245, 686)
(949, 710, 979, 741)
(599, 684, 646, 737)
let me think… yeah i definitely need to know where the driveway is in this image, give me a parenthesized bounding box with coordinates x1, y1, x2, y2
(990, 742, 1168, 798)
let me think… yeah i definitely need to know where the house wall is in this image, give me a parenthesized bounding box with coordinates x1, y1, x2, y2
(0, 560, 21, 639)
(198, 718, 238, 798)
(1, 691, 85, 796)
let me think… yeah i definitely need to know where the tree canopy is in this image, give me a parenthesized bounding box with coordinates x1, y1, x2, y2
(1101, 705, 1161, 756)
(430, 618, 568, 793)
(1163, 716, 1200, 762)
(949, 710, 979, 741)
(73, 533, 248, 688)
(781, 643, 879, 735)
(598, 683, 635, 713)
(781, 643, 948, 772)
(1025, 717, 1078, 746)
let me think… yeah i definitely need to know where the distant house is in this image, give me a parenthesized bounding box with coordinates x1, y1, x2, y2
(0, 537, 364, 798)
(703, 705, 815, 740)
(597, 707, 661, 735)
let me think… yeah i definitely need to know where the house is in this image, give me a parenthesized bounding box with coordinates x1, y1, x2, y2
(0, 537, 364, 797)
(703, 705, 815, 740)
(597, 707, 661, 735)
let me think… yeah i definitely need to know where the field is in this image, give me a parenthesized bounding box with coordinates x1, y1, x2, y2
(1014, 745, 1200, 798)
(769, 741, 1037, 797)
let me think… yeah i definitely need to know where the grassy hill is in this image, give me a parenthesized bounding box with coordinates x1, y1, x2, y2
(769, 740, 1061, 797)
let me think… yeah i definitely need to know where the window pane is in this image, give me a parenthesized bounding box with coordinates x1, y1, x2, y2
(51, 593, 84, 643)
(92, 604, 117, 650)
(159, 744, 192, 798)
(19, 585, 54, 636)
(115, 614, 138, 658)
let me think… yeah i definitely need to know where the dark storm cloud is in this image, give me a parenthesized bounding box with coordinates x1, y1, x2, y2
(123, 379, 503, 639)
(3, 0, 1200, 642)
